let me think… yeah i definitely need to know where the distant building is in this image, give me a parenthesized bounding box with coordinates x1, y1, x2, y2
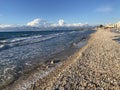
(104, 21, 120, 29)
(116, 21, 120, 27)
(105, 24, 114, 28)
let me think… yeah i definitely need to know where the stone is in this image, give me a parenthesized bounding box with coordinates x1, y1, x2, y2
(51, 60, 54, 64)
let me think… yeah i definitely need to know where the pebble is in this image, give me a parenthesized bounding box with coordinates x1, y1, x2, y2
(50, 60, 54, 64)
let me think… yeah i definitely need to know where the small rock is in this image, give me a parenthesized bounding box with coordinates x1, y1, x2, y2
(51, 60, 54, 64)
(35, 81, 40, 87)
(82, 82, 87, 87)
(79, 86, 85, 90)
(46, 66, 49, 69)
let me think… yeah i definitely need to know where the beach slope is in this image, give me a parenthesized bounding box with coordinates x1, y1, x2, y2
(11, 29, 120, 90)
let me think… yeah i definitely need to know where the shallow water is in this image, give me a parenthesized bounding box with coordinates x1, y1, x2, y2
(0, 30, 95, 89)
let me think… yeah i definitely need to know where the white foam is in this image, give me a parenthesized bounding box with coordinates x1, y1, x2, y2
(0, 44, 4, 48)
(0, 40, 7, 43)
(17, 63, 62, 90)
(10, 35, 42, 43)
(2, 33, 65, 48)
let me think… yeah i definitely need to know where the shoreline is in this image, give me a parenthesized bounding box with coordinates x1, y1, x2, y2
(33, 28, 120, 90)
(8, 28, 120, 90)
(2, 30, 95, 90)
(29, 29, 96, 90)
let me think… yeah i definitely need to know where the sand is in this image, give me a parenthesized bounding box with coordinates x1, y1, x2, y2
(7, 29, 120, 90)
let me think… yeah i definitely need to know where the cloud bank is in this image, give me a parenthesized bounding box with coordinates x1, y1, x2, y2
(27, 18, 88, 27)
(27, 18, 47, 27)
(0, 18, 88, 29)
(0, 24, 14, 28)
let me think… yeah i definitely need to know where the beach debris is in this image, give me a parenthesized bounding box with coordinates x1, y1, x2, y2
(50, 59, 61, 64)
(50, 60, 54, 64)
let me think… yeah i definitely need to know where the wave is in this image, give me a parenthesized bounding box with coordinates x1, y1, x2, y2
(0, 33, 65, 50)
(0, 44, 4, 48)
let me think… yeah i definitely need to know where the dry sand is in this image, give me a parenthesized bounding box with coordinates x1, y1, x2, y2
(9, 29, 120, 90)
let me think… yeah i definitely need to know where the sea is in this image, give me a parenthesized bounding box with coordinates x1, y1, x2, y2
(0, 29, 95, 89)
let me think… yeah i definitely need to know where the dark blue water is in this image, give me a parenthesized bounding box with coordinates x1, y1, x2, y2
(0, 30, 79, 50)
(0, 30, 75, 40)
(0, 30, 95, 88)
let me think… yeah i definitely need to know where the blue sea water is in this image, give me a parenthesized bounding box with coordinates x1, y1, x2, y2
(0, 30, 94, 88)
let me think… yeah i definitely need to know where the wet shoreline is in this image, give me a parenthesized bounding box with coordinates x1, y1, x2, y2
(3, 32, 92, 90)
(0, 30, 95, 90)
(26, 29, 120, 90)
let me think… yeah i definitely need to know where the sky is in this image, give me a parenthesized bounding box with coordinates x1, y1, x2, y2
(0, 0, 120, 27)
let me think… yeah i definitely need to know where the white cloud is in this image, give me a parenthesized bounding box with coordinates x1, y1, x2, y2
(95, 5, 113, 13)
(0, 24, 14, 28)
(26, 18, 88, 28)
(27, 18, 47, 27)
(0, 18, 88, 30)
(50, 19, 87, 27)
(66, 23, 88, 27)
(50, 19, 65, 27)
(58, 19, 65, 26)
(27, 18, 41, 26)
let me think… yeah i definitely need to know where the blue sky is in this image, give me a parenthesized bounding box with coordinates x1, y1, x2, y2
(0, 0, 120, 26)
